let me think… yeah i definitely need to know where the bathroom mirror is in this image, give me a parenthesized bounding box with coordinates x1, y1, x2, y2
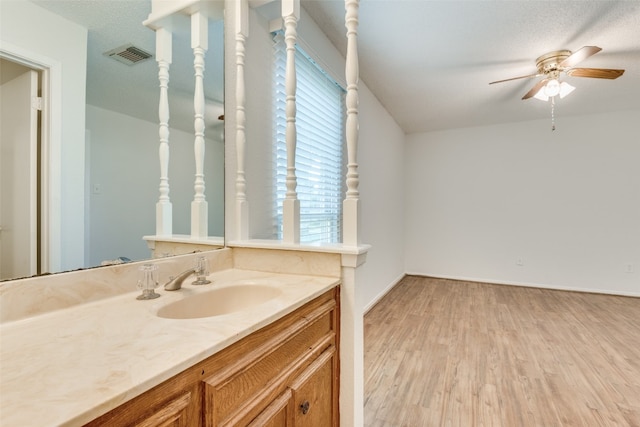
(0, 0, 224, 281)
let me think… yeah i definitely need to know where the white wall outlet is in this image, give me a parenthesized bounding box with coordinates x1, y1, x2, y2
(516, 258, 524, 266)
(92, 183, 101, 195)
(625, 264, 634, 274)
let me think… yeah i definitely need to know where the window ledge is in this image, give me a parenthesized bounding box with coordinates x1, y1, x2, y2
(227, 239, 370, 256)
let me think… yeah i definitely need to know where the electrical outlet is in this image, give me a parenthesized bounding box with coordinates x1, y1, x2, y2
(92, 183, 101, 195)
(516, 258, 524, 267)
(626, 264, 634, 274)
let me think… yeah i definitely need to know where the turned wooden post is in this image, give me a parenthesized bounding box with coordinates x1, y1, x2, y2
(281, 0, 300, 244)
(235, 0, 249, 240)
(155, 27, 172, 236)
(190, 11, 208, 238)
(343, 0, 360, 246)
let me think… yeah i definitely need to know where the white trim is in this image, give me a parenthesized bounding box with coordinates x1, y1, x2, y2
(363, 273, 405, 314)
(405, 271, 640, 298)
(228, 239, 370, 256)
(84, 130, 92, 265)
(0, 43, 62, 274)
(143, 234, 224, 246)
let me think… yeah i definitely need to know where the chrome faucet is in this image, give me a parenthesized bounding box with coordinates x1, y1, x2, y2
(164, 256, 212, 291)
(164, 268, 197, 291)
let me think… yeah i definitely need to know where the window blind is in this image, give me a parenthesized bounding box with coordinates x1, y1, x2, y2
(272, 33, 345, 244)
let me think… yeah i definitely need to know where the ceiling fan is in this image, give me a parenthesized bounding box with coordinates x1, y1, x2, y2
(489, 46, 625, 101)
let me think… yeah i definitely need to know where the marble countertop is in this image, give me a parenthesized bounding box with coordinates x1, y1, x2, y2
(0, 269, 339, 427)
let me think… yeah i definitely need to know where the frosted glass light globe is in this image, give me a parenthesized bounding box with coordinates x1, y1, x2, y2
(544, 79, 561, 97)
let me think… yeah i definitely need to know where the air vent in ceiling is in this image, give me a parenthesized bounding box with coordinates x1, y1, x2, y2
(104, 44, 153, 66)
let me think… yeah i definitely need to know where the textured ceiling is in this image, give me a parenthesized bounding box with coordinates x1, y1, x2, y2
(303, 0, 640, 134)
(29, 1, 640, 135)
(32, 0, 224, 133)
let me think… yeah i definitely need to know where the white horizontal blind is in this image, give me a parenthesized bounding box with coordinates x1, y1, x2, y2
(273, 33, 345, 244)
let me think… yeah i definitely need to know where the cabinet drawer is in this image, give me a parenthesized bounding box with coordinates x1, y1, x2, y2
(87, 389, 196, 427)
(204, 298, 336, 425)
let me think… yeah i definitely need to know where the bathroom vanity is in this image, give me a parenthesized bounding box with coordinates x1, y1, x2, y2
(85, 288, 339, 426)
(0, 251, 341, 427)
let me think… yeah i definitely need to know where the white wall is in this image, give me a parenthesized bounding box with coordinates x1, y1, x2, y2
(405, 110, 640, 296)
(86, 105, 224, 266)
(1, 0, 87, 272)
(358, 84, 406, 311)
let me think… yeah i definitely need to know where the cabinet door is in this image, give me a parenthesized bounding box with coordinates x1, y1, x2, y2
(133, 392, 192, 427)
(290, 347, 337, 427)
(248, 389, 294, 427)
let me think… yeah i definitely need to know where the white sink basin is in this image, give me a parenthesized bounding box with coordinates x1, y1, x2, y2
(157, 284, 282, 319)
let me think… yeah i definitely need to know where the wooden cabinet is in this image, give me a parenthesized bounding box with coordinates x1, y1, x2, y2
(85, 288, 339, 427)
(133, 392, 192, 427)
(247, 348, 335, 427)
(248, 389, 293, 427)
(290, 348, 335, 427)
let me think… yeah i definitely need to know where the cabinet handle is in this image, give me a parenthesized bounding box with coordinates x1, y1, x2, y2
(300, 400, 310, 415)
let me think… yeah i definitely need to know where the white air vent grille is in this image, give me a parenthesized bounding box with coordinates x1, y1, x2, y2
(104, 44, 153, 66)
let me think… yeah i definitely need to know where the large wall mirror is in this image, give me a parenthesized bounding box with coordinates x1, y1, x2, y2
(0, 0, 224, 281)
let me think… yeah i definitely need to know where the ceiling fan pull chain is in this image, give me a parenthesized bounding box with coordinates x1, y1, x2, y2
(551, 96, 556, 131)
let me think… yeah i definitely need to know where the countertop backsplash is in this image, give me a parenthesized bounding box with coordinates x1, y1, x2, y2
(0, 248, 233, 323)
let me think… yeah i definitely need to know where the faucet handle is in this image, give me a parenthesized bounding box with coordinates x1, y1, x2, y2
(136, 264, 161, 300)
(192, 256, 211, 286)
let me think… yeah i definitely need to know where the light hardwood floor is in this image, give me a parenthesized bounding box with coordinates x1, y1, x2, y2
(364, 276, 640, 426)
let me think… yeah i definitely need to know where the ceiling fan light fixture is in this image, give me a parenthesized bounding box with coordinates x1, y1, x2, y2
(559, 81, 575, 99)
(544, 79, 561, 97)
(533, 89, 549, 102)
(533, 80, 575, 102)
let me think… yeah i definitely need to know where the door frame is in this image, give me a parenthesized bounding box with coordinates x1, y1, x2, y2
(1, 42, 62, 274)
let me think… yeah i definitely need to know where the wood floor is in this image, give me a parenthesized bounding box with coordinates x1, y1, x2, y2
(364, 276, 640, 426)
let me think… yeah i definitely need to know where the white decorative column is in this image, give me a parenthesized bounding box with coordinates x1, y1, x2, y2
(343, 0, 361, 247)
(155, 27, 173, 236)
(341, 251, 367, 427)
(282, 0, 300, 244)
(190, 11, 208, 238)
(341, 1, 365, 427)
(235, 0, 249, 240)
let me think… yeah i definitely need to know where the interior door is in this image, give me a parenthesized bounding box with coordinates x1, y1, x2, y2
(0, 67, 39, 280)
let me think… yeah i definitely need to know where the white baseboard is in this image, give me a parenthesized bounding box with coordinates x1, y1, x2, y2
(364, 273, 406, 314)
(404, 271, 640, 298)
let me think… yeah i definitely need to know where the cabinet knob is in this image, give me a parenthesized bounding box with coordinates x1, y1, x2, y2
(300, 400, 310, 415)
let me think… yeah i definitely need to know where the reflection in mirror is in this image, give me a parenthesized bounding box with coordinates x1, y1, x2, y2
(0, 0, 224, 281)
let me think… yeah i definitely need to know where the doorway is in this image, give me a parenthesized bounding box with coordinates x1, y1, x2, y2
(0, 58, 42, 280)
